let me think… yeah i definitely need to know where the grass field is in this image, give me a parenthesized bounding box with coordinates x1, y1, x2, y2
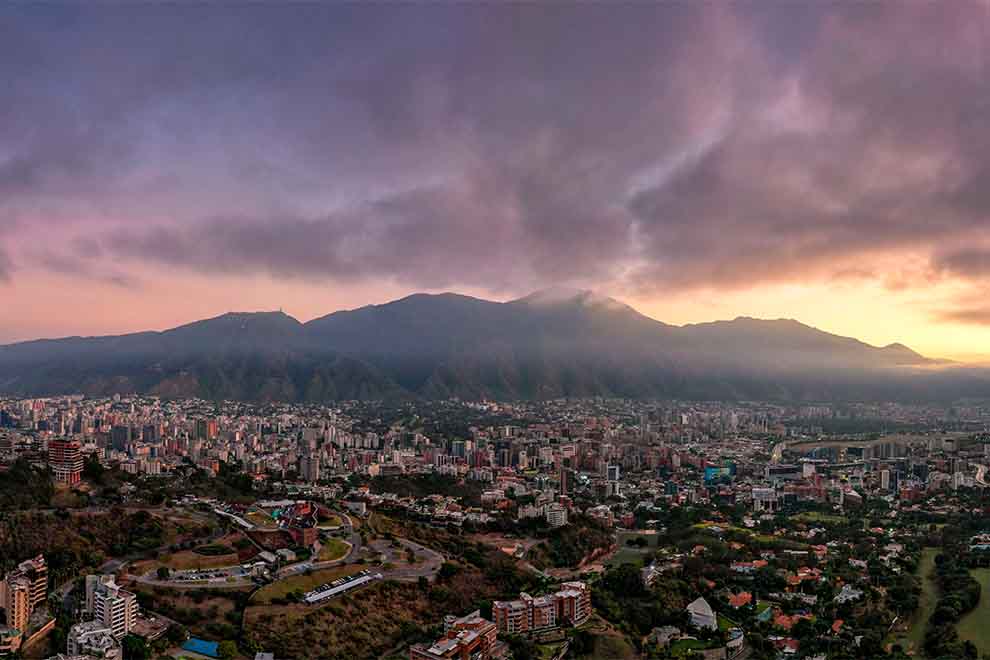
(790, 511, 847, 525)
(317, 513, 343, 528)
(246, 511, 279, 529)
(669, 639, 718, 657)
(149, 534, 245, 571)
(606, 546, 650, 568)
(162, 551, 240, 570)
(253, 565, 365, 604)
(957, 567, 990, 655)
(536, 642, 566, 659)
(616, 530, 660, 548)
(717, 614, 738, 632)
(317, 538, 350, 562)
(894, 547, 939, 655)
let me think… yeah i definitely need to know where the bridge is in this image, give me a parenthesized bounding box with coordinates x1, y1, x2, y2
(771, 433, 966, 464)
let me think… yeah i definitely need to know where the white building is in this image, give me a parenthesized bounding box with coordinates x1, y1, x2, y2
(84, 575, 115, 616)
(545, 503, 568, 528)
(751, 488, 778, 513)
(91, 579, 137, 639)
(687, 597, 717, 631)
(67, 621, 122, 660)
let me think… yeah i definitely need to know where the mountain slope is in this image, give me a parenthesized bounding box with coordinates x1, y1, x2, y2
(0, 290, 971, 402)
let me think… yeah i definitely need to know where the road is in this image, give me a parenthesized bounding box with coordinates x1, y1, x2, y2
(276, 510, 441, 583)
(370, 537, 443, 582)
(976, 464, 988, 487)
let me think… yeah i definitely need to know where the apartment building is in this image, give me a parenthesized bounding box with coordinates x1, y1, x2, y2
(84, 575, 116, 616)
(555, 582, 591, 626)
(49, 438, 84, 485)
(0, 577, 31, 635)
(15, 555, 48, 610)
(409, 610, 499, 660)
(493, 581, 591, 635)
(90, 578, 137, 639)
(0, 555, 48, 633)
(544, 503, 568, 528)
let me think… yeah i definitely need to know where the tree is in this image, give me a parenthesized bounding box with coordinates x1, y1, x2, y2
(218, 640, 238, 660)
(122, 634, 151, 660)
(83, 454, 106, 483)
(165, 624, 187, 645)
(157, 566, 171, 580)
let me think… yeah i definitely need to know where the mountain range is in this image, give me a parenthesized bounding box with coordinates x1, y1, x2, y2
(1, 288, 985, 402)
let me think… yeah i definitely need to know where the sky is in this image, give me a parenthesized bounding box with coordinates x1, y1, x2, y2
(2, 4, 990, 361)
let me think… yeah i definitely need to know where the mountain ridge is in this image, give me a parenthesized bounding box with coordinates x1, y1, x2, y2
(0, 289, 931, 357)
(1, 288, 977, 403)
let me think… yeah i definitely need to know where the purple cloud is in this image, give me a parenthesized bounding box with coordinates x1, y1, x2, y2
(2, 3, 989, 306)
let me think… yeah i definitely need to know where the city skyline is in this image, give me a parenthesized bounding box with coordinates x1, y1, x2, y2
(4, 4, 990, 361)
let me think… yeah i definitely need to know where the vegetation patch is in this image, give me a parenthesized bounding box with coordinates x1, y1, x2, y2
(253, 565, 366, 605)
(245, 580, 440, 660)
(956, 567, 990, 655)
(317, 538, 350, 562)
(246, 510, 279, 529)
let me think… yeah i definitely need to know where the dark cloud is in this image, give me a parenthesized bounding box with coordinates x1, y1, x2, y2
(33, 251, 139, 289)
(0, 248, 11, 282)
(933, 248, 990, 280)
(2, 4, 989, 296)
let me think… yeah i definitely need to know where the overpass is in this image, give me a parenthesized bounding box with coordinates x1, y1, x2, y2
(771, 433, 965, 464)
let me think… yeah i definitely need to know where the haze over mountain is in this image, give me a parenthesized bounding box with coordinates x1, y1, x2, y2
(0, 289, 981, 403)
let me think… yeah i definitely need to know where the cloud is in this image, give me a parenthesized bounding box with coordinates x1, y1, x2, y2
(936, 307, 990, 326)
(2, 3, 989, 300)
(33, 250, 140, 289)
(932, 247, 990, 280)
(0, 248, 12, 282)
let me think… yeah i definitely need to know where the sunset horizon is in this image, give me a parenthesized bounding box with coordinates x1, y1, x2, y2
(4, 4, 990, 363)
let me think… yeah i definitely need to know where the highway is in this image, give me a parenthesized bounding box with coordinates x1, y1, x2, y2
(771, 433, 958, 464)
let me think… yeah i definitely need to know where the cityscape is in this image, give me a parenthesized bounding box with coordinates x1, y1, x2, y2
(0, 396, 988, 659)
(4, 2, 990, 660)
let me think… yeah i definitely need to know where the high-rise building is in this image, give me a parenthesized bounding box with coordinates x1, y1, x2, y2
(110, 426, 130, 452)
(85, 575, 116, 616)
(606, 464, 621, 481)
(141, 424, 161, 443)
(299, 453, 321, 483)
(49, 438, 84, 485)
(91, 579, 137, 639)
(1, 576, 31, 634)
(559, 467, 574, 495)
(195, 419, 219, 441)
(545, 503, 568, 528)
(10, 556, 47, 611)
